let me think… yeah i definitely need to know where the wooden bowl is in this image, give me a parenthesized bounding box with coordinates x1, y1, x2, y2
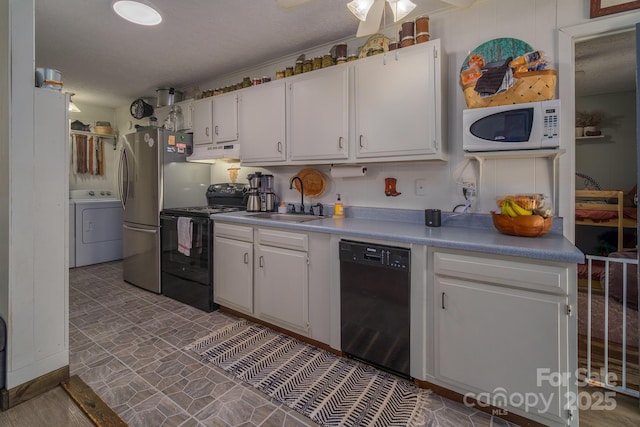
(490, 212, 553, 237)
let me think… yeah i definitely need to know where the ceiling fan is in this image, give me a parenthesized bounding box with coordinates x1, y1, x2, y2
(276, 0, 477, 37)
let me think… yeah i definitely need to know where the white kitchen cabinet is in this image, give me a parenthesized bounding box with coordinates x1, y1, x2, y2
(288, 67, 349, 162)
(192, 97, 213, 145)
(354, 40, 445, 161)
(213, 222, 254, 314)
(193, 94, 238, 146)
(431, 250, 575, 427)
(239, 82, 287, 164)
(213, 92, 239, 144)
(254, 228, 309, 334)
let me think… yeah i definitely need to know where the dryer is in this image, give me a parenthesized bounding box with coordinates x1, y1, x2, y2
(70, 189, 123, 267)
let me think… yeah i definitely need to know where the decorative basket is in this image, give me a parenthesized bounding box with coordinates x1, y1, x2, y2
(94, 126, 113, 135)
(490, 212, 553, 237)
(463, 69, 557, 109)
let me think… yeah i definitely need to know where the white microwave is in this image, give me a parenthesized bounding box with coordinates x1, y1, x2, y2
(463, 100, 560, 152)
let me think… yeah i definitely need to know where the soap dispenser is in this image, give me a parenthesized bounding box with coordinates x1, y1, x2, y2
(334, 194, 344, 218)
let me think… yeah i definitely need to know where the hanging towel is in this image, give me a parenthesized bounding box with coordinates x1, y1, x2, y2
(177, 217, 193, 256)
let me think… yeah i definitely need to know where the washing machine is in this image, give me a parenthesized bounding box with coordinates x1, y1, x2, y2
(70, 189, 123, 267)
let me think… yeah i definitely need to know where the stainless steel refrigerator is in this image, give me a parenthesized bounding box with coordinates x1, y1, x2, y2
(119, 128, 210, 293)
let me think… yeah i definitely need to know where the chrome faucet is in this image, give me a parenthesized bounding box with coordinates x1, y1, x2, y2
(289, 176, 304, 213)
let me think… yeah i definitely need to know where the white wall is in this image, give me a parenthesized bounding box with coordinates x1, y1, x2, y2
(576, 91, 637, 190)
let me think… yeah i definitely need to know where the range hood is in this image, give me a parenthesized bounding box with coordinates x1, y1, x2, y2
(187, 144, 240, 163)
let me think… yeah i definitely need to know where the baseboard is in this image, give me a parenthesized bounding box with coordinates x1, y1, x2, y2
(0, 365, 69, 411)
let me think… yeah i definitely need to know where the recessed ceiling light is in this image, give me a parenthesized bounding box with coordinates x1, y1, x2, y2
(112, 1, 162, 26)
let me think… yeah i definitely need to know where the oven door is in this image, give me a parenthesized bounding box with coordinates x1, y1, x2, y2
(160, 214, 215, 312)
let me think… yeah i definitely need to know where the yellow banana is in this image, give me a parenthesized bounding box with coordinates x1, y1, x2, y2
(501, 200, 518, 217)
(508, 199, 533, 216)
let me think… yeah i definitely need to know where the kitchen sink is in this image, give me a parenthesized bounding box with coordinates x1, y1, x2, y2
(248, 213, 329, 223)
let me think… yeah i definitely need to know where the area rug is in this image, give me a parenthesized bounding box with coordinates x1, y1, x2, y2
(185, 320, 431, 427)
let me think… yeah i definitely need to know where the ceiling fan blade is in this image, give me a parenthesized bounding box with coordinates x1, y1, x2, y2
(440, 0, 476, 8)
(276, 0, 314, 9)
(356, 0, 384, 38)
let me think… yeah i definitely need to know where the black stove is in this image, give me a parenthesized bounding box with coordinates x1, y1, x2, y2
(159, 183, 247, 312)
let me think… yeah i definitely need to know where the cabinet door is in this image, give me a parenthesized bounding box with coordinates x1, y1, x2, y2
(354, 43, 438, 159)
(434, 276, 569, 424)
(213, 92, 239, 144)
(239, 82, 287, 163)
(192, 98, 213, 145)
(214, 236, 253, 314)
(255, 244, 309, 333)
(289, 68, 349, 161)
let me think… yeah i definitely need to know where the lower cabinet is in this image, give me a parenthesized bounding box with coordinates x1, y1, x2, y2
(255, 237, 309, 334)
(213, 223, 253, 314)
(214, 222, 328, 340)
(431, 249, 576, 427)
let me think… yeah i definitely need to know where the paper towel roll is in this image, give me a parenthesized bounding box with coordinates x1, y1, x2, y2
(330, 165, 367, 178)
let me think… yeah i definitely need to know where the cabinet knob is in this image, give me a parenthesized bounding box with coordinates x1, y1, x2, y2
(215, 125, 219, 135)
(359, 135, 364, 149)
(244, 252, 249, 264)
(441, 292, 446, 309)
(277, 141, 282, 153)
(205, 127, 209, 137)
(259, 255, 264, 267)
(338, 137, 343, 149)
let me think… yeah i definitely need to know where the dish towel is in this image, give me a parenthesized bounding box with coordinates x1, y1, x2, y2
(177, 217, 193, 256)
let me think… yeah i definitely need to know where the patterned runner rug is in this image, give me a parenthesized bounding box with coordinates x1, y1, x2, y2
(185, 319, 431, 427)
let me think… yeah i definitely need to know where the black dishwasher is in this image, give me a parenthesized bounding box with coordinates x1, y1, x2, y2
(339, 240, 411, 378)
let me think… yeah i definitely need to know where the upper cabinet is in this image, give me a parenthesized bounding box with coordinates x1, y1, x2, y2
(213, 92, 239, 144)
(355, 40, 445, 161)
(288, 67, 349, 162)
(239, 82, 287, 164)
(192, 97, 213, 145)
(236, 39, 445, 166)
(192, 93, 239, 146)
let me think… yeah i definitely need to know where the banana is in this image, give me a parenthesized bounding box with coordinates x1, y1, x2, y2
(508, 199, 533, 216)
(501, 200, 518, 217)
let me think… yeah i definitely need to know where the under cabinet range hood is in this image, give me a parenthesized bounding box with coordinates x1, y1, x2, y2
(187, 144, 240, 163)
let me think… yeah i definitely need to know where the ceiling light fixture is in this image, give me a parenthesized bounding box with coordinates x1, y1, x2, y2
(347, 0, 375, 21)
(347, 0, 415, 23)
(112, 0, 162, 26)
(68, 93, 81, 113)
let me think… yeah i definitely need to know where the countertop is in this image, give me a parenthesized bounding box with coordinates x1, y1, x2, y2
(212, 207, 584, 264)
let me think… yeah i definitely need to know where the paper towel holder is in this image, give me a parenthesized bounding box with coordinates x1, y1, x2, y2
(330, 164, 367, 178)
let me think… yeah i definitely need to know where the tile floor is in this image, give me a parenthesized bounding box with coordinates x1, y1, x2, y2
(69, 261, 516, 427)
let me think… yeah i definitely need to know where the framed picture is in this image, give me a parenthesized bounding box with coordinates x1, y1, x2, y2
(590, 0, 640, 18)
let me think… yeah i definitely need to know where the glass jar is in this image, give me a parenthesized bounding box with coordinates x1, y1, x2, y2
(166, 105, 183, 131)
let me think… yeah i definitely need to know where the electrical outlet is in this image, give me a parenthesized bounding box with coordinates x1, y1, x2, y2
(415, 179, 427, 196)
(462, 180, 476, 199)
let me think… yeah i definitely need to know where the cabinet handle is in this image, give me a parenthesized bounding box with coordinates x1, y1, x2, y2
(277, 141, 282, 153)
(441, 292, 446, 309)
(259, 255, 264, 267)
(205, 127, 209, 137)
(215, 125, 219, 135)
(243, 252, 249, 264)
(338, 136, 343, 149)
(359, 135, 364, 148)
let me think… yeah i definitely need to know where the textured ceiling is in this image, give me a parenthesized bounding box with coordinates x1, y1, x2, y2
(34, 0, 455, 108)
(575, 30, 636, 97)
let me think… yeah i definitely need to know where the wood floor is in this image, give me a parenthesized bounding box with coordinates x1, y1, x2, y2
(0, 386, 94, 427)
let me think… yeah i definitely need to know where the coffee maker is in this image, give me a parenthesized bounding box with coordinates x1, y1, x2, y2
(260, 174, 276, 212)
(246, 173, 262, 212)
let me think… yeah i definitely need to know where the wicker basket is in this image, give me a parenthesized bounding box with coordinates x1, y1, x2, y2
(94, 126, 113, 135)
(463, 69, 557, 109)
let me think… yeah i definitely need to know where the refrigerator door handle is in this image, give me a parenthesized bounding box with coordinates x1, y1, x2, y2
(123, 149, 130, 208)
(123, 224, 158, 234)
(118, 148, 125, 209)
